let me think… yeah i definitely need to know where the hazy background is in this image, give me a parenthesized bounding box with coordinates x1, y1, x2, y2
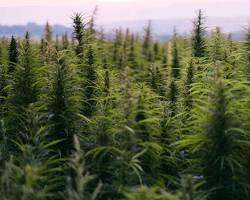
(0, 0, 249, 40)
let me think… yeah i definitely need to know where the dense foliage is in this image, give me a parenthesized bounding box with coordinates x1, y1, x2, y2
(0, 9, 250, 200)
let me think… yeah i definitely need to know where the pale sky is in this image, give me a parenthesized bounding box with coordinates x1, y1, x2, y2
(0, 0, 249, 26)
(0, 0, 249, 6)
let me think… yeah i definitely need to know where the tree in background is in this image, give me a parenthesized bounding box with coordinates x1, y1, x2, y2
(209, 27, 225, 62)
(245, 24, 250, 75)
(183, 59, 194, 111)
(44, 21, 53, 44)
(0, 43, 3, 65)
(168, 29, 180, 116)
(171, 29, 180, 80)
(88, 6, 98, 38)
(128, 34, 138, 68)
(142, 21, 153, 62)
(191, 9, 206, 58)
(82, 45, 97, 117)
(9, 32, 37, 113)
(6, 32, 38, 154)
(72, 13, 85, 59)
(62, 32, 69, 50)
(47, 53, 81, 156)
(112, 28, 123, 67)
(55, 34, 60, 51)
(8, 36, 18, 74)
(119, 29, 129, 69)
(153, 42, 160, 61)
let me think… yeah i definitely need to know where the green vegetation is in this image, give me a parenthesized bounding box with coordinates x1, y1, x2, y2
(0, 9, 250, 200)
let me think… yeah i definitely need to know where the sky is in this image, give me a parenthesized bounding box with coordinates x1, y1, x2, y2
(0, 0, 249, 6)
(0, 0, 250, 26)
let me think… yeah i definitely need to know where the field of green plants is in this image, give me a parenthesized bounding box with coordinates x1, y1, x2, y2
(0, 10, 250, 200)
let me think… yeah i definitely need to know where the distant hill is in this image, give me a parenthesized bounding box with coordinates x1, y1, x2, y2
(0, 23, 72, 38)
(0, 18, 247, 41)
(101, 17, 248, 41)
